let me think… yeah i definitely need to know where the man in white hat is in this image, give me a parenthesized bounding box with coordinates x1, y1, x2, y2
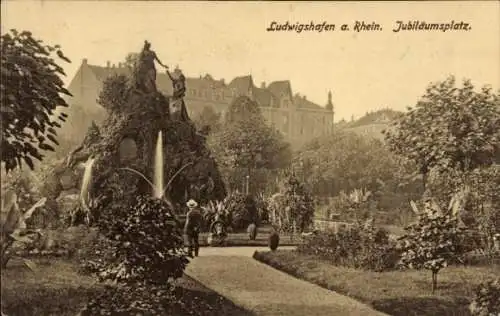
(184, 199, 202, 257)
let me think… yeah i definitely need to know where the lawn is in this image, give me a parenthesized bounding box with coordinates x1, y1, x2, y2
(1, 257, 252, 316)
(253, 250, 500, 316)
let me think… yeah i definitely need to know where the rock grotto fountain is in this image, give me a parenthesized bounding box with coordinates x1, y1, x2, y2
(41, 41, 227, 224)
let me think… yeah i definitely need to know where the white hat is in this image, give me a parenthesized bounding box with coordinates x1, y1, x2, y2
(186, 199, 198, 208)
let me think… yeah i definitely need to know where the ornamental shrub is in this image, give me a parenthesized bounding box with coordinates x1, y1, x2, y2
(297, 219, 400, 271)
(80, 282, 234, 316)
(269, 228, 280, 251)
(280, 175, 315, 233)
(469, 278, 500, 316)
(224, 192, 258, 230)
(84, 195, 189, 285)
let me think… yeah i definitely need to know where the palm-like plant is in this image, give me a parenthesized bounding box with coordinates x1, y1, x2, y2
(202, 200, 229, 246)
(1, 189, 46, 268)
(201, 200, 228, 227)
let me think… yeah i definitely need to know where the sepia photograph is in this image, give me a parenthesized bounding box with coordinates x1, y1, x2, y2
(1, 1, 499, 315)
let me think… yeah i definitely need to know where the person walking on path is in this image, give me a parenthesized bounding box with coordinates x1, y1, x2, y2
(184, 199, 202, 257)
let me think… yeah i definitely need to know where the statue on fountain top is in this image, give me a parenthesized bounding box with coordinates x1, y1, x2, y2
(168, 66, 186, 99)
(134, 40, 168, 94)
(167, 66, 190, 121)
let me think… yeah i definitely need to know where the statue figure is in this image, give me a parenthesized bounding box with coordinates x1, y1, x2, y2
(167, 67, 190, 121)
(134, 41, 168, 93)
(168, 67, 186, 99)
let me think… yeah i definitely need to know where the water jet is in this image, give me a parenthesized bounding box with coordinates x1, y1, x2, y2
(154, 131, 164, 199)
(80, 157, 95, 203)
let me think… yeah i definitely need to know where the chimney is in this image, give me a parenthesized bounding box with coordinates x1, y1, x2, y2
(261, 81, 266, 89)
(112, 64, 116, 68)
(303, 95, 307, 100)
(82, 58, 88, 65)
(106, 61, 111, 68)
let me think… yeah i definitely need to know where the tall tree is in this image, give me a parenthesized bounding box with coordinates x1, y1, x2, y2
(1, 30, 72, 172)
(97, 74, 131, 113)
(208, 96, 291, 192)
(384, 76, 500, 188)
(293, 131, 408, 196)
(193, 106, 221, 135)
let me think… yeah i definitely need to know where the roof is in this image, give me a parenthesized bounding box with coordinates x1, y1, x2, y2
(252, 87, 277, 107)
(267, 80, 292, 98)
(81, 62, 328, 110)
(186, 75, 227, 91)
(293, 95, 324, 110)
(88, 65, 131, 81)
(228, 75, 253, 95)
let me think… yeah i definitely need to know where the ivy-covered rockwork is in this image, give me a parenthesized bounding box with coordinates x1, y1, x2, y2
(41, 73, 226, 223)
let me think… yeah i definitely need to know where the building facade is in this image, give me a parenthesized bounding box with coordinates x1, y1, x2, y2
(65, 59, 335, 148)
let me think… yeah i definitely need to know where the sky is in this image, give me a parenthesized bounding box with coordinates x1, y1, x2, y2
(2, 1, 499, 122)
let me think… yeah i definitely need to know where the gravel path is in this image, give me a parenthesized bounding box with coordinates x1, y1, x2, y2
(185, 247, 389, 316)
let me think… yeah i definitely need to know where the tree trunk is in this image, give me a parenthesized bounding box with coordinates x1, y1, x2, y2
(431, 270, 438, 294)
